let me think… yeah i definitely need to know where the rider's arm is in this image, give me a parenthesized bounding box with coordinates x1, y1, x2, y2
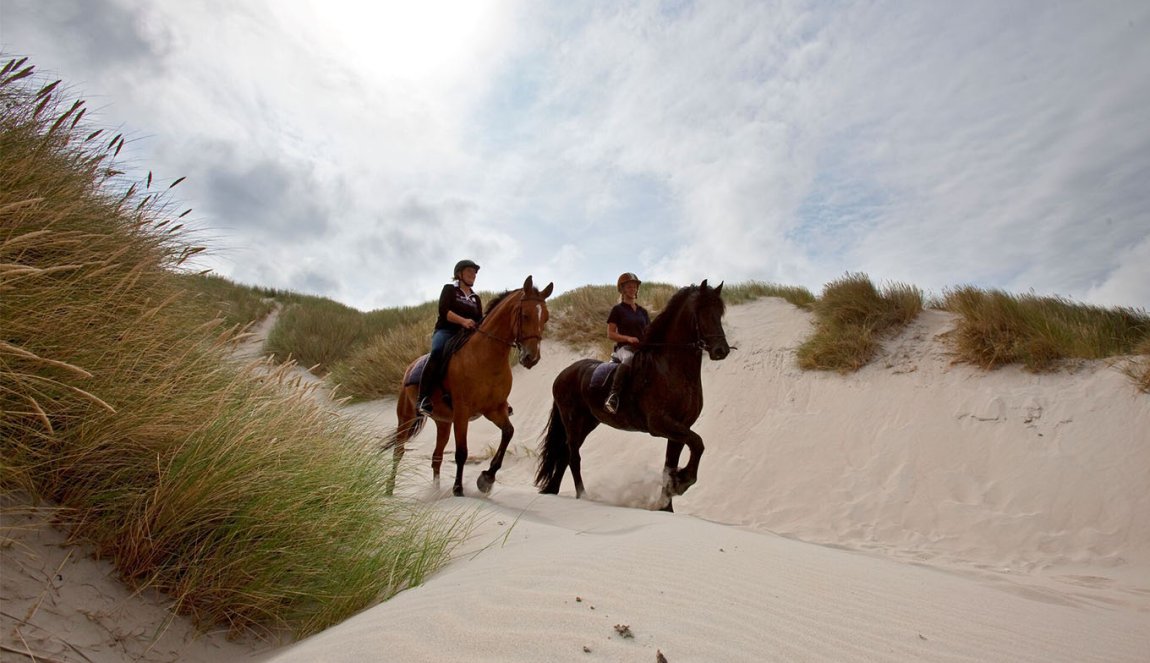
(607, 323, 639, 346)
(448, 310, 477, 329)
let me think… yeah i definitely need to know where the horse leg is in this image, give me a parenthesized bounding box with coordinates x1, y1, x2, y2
(388, 386, 419, 496)
(387, 421, 411, 497)
(566, 410, 598, 500)
(654, 440, 686, 510)
(477, 405, 513, 494)
(431, 419, 451, 489)
(452, 416, 470, 497)
(668, 431, 704, 496)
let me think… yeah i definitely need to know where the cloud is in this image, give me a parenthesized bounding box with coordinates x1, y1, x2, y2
(4, 0, 1148, 310)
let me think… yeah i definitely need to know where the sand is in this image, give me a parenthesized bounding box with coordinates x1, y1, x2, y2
(3, 298, 1148, 662)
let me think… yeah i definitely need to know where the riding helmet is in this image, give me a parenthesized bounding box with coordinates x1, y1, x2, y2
(616, 272, 642, 292)
(454, 259, 481, 278)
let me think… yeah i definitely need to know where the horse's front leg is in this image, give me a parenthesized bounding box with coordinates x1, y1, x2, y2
(477, 404, 513, 494)
(431, 419, 451, 489)
(452, 416, 470, 496)
(667, 431, 704, 497)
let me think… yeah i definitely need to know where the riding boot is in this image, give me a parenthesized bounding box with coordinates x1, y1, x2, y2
(417, 351, 444, 415)
(604, 362, 630, 414)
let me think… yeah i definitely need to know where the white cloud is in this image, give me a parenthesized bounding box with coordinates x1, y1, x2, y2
(4, 0, 1148, 309)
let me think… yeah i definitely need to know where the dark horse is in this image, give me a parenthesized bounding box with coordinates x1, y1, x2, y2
(534, 280, 730, 511)
(388, 275, 554, 496)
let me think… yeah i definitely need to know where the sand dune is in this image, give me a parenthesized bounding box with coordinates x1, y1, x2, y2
(4, 298, 1147, 662)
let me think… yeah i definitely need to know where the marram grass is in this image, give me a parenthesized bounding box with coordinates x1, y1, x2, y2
(797, 273, 924, 372)
(941, 286, 1150, 373)
(1, 57, 466, 637)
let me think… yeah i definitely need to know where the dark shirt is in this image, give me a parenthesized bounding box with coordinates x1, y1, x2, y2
(435, 283, 483, 333)
(607, 302, 650, 350)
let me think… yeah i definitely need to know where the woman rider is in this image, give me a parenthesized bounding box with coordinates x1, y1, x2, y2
(604, 272, 650, 414)
(417, 259, 483, 415)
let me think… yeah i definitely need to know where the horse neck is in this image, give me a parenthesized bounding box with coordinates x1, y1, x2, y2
(637, 300, 703, 377)
(469, 290, 522, 359)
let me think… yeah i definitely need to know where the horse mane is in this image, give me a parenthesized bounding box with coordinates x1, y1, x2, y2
(640, 284, 699, 347)
(485, 289, 520, 316)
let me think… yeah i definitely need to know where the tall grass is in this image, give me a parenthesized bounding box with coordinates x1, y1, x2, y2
(178, 271, 276, 329)
(1125, 338, 1150, 393)
(941, 286, 1150, 372)
(327, 312, 436, 400)
(0, 58, 464, 637)
(720, 280, 816, 308)
(797, 273, 924, 372)
(264, 294, 371, 373)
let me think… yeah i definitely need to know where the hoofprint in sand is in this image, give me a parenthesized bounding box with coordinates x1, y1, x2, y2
(3, 298, 1147, 662)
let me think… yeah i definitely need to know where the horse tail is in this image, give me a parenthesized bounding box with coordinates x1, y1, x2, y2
(534, 401, 569, 494)
(382, 414, 426, 454)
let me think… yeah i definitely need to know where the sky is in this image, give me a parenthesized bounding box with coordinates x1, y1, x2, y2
(3, 0, 1148, 311)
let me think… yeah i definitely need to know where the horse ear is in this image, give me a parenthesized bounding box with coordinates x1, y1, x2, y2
(715, 281, 723, 295)
(541, 282, 554, 298)
(700, 279, 709, 289)
(523, 275, 534, 292)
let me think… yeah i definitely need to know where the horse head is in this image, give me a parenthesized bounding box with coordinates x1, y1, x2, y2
(695, 279, 730, 361)
(516, 275, 554, 369)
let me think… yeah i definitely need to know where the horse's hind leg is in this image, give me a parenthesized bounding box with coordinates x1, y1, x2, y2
(566, 410, 599, 499)
(388, 386, 419, 496)
(477, 405, 513, 494)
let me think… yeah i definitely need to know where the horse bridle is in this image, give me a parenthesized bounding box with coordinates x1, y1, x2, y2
(474, 291, 546, 350)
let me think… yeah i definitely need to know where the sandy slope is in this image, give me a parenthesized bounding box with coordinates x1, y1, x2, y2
(3, 298, 1148, 662)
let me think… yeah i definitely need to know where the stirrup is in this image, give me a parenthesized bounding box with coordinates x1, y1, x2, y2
(417, 396, 433, 415)
(604, 393, 619, 414)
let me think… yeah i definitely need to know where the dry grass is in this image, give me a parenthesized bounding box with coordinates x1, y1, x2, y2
(797, 273, 924, 372)
(940, 286, 1150, 373)
(1123, 338, 1150, 393)
(1, 58, 465, 637)
(327, 313, 436, 400)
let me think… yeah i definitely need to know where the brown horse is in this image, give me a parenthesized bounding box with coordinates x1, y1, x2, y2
(534, 280, 730, 512)
(390, 275, 553, 496)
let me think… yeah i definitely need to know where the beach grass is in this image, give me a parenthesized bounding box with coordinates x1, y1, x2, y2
(797, 273, 925, 372)
(0, 58, 465, 637)
(941, 286, 1150, 373)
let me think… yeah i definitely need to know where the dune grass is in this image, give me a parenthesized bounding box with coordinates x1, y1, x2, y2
(0, 58, 465, 637)
(941, 286, 1150, 373)
(327, 310, 437, 400)
(797, 273, 925, 372)
(1124, 339, 1150, 393)
(178, 271, 277, 329)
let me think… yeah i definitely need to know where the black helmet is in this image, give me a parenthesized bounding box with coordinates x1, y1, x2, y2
(453, 259, 480, 278)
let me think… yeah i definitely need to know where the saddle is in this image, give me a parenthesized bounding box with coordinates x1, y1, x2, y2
(402, 330, 475, 388)
(590, 361, 618, 390)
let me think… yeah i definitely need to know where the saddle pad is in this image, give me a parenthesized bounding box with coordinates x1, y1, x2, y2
(403, 354, 430, 387)
(590, 361, 617, 389)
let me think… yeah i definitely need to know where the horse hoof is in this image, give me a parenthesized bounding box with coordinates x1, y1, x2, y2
(452, 485, 464, 497)
(669, 470, 696, 496)
(476, 471, 494, 494)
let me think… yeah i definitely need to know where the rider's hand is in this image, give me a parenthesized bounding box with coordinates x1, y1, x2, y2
(465, 319, 477, 330)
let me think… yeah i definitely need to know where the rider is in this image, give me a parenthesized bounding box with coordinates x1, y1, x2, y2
(604, 272, 650, 414)
(417, 259, 483, 415)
